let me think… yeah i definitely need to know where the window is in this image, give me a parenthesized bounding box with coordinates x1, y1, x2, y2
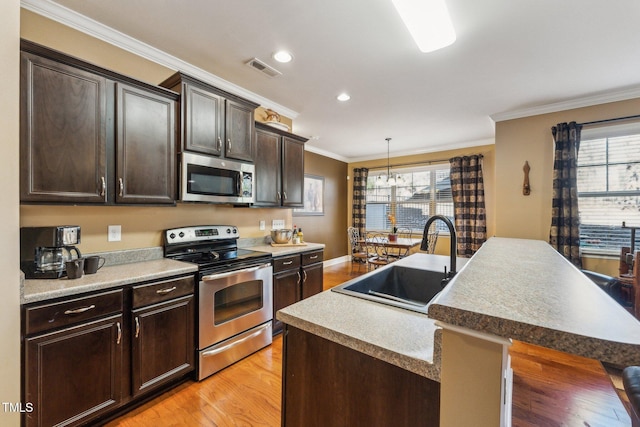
(577, 122, 640, 253)
(365, 165, 452, 234)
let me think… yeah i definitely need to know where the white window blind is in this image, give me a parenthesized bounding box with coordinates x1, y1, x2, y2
(578, 122, 640, 253)
(365, 164, 452, 234)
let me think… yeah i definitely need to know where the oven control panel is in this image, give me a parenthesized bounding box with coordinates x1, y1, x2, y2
(165, 225, 238, 244)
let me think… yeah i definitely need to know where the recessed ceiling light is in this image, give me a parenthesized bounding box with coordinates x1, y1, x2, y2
(391, 0, 456, 53)
(273, 51, 293, 63)
(337, 93, 351, 102)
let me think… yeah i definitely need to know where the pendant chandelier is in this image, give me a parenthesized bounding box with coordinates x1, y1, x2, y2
(385, 138, 396, 186)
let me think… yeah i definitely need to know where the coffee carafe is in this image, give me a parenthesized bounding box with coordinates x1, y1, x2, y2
(20, 226, 82, 279)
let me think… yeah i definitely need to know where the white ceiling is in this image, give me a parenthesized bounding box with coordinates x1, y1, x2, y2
(25, 0, 640, 162)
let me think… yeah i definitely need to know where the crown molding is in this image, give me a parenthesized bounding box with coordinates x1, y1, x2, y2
(20, 0, 299, 119)
(304, 144, 350, 163)
(346, 137, 494, 163)
(490, 86, 640, 122)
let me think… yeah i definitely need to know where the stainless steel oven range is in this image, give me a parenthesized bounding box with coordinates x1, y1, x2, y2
(164, 225, 272, 381)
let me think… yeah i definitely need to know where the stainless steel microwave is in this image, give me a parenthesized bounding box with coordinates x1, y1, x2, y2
(180, 152, 255, 204)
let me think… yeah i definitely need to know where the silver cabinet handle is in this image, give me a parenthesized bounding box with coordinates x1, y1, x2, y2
(283, 191, 287, 200)
(116, 322, 122, 345)
(202, 263, 271, 282)
(303, 270, 308, 283)
(217, 136, 222, 151)
(277, 192, 281, 200)
(309, 255, 319, 260)
(282, 261, 294, 265)
(156, 286, 177, 295)
(118, 178, 124, 197)
(135, 317, 140, 338)
(202, 323, 270, 358)
(100, 177, 106, 197)
(64, 305, 95, 315)
(297, 271, 301, 285)
(227, 138, 231, 150)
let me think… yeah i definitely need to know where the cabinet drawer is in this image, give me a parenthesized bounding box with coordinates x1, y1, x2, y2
(302, 250, 323, 266)
(273, 255, 301, 273)
(25, 289, 123, 336)
(132, 275, 194, 309)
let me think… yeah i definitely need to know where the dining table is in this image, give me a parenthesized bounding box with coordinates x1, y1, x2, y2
(359, 236, 423, 259)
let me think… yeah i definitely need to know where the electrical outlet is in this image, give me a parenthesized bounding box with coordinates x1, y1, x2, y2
(108, 225, 121, 242)
(272, 219, 285, 229)
(259, 220, 266, 231)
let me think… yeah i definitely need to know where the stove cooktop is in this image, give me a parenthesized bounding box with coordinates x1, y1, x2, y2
(163, 225, 271, 274)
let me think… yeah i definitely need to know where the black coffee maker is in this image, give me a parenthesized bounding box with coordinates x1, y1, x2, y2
(20, 226, 82, 279)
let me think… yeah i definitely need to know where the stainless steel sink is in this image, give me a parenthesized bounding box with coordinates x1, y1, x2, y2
(331, 265, 446, 314)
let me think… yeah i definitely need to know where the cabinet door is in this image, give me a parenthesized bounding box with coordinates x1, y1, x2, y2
(116, 83, 176, 204)
(225, 99, 255, 162)
(254, 127, 282, 206)
(273, 269, 301, 334)
(183, 83, 223, 156)
(302, 262, 324, 299)
(24, 315, 123, 427)
(131, 295, 195, 397)
(20, 52, 108, 203)
(282, 137, 305, 207)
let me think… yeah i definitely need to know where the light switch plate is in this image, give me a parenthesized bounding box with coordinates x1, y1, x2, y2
(272, 219, 285, 230)
(108, 225, 121, 242)
(259, 220, 266, 230)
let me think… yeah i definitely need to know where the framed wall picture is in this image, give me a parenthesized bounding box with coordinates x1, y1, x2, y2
(293, 174, 324, 216)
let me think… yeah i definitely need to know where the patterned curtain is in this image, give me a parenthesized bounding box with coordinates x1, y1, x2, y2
(449, 155, 487, 257)
(549, 122, 582, 267)
(352, 168, 369, 236)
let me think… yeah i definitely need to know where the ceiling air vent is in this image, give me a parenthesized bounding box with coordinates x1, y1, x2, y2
(245, 58, 282, 78)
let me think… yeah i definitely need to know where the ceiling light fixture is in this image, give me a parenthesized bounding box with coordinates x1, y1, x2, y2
(386, 138, 396, 186)
(391, 0, 456, 53)
(273, 50, 293, 63)
(337, 93, 351, 102)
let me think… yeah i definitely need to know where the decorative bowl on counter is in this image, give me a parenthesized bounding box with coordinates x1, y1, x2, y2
(271, 229, 293, 244)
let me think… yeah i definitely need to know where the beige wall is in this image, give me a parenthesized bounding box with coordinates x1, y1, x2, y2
(348, 145, 495, 256)
(1, 0, 21, 425)
(495, 97, 640, 275)
(295, 152, 349, 260)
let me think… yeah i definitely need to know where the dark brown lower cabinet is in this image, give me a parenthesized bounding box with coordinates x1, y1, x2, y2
(131, 294, 194, 397)
(282, 326, 441, 427)
(25, 315, 123, 427)
(272, 250, 324, 335)
(22, 275, 195, 426)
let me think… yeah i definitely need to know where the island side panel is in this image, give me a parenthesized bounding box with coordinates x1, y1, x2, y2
(281, 325, 440, 427)
(440, 328, 510, 427)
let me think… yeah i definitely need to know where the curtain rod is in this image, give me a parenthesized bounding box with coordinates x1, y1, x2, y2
(367, 154, 484, 171)
(578, 114, 640, 127)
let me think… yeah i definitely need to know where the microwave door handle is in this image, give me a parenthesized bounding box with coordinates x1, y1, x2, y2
(201, 263, 270, 282)
(237, 174, 241, 196)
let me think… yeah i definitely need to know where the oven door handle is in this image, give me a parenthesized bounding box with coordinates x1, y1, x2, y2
(201, 323, 271, 358)
(201, 263, 271, 282)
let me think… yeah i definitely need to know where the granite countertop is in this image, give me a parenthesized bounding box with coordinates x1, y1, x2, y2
(278, 252, 463, 382)
(279, 236, 640, 381)
(246, 242, 325, 256)
(428, 237, 640, 366)
(277, 290, 443, 382)
(22, 258, 197, 305)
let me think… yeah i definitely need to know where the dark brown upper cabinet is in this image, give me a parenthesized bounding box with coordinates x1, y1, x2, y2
(254, 122, 307, 207)
(160, 72, 259, 162)
(19, 40, 177, 205)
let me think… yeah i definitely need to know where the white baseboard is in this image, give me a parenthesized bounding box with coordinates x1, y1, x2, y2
(323, 255, 350, 267)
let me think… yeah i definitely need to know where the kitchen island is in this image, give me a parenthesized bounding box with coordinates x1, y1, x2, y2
(278, 237, 640, 427)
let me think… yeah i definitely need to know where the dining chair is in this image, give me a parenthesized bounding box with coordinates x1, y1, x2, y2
(391, 227, 413, 258)
(365, 233, 392, 269)
(348, 227, 369, 272)
(422, 230, 439, 254)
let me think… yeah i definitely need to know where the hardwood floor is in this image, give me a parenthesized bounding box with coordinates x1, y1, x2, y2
(106, 260, 631, 427)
